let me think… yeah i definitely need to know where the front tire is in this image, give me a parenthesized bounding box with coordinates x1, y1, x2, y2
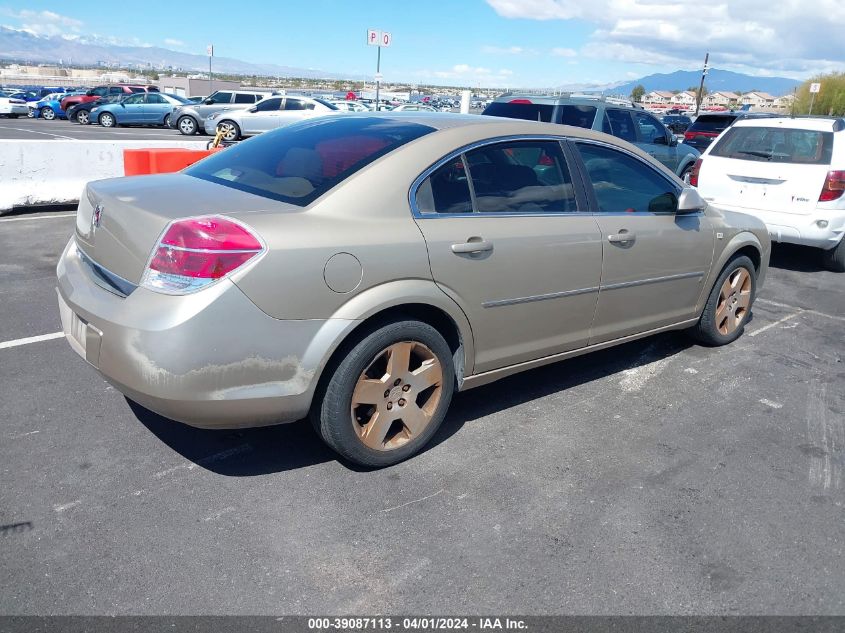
(312, 320, 455, 467)
(76, 110, 90, 125)
(689, 255, 757, 346)
(40, 106, 55, 121)
(99, 112, 116, 128)
(821, 238, 845, 272)
(216, 120, 241, 142)
(177, 115, 197, 135)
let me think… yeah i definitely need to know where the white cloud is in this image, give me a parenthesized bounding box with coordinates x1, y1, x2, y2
(486, 0, 845, 77)
(482, 45, 529, 55)
(163, 38, 186, 48)
(411, 64, 515, 86)
(0, 8, 82, 37)
(550, 47, 577, 57)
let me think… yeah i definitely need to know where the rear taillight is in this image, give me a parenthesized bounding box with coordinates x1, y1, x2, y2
(684, 132, 695, 140)
(684, 131, 717, 140)
(688, 158, 703, 187)
(819, 170, 845, 202)
(141, 216, 264, 294)
(509, 98, 533, 104)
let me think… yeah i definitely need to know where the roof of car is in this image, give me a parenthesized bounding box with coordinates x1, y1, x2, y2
(731, 116, 845, 132)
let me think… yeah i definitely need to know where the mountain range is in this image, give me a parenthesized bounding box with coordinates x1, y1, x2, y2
(0, 26, 803, 95)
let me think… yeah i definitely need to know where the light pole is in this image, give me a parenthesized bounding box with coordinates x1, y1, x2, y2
(207, 44, 214, 95)
(695, 52, 709, 117)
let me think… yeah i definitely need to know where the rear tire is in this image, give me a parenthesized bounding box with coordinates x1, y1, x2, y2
(311, 320, 455, 468)
(689, 255, 757, 346)
(822, 238, 845, 272)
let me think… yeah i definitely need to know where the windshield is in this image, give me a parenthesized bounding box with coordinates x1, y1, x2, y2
(711, 127, 833, 165)
(186, 117, 435, 206)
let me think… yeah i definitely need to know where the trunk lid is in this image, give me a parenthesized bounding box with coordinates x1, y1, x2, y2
(75, 173, 296, 284)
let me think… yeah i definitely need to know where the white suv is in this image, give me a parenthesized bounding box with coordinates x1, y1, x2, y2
(691, 116, 845, 271)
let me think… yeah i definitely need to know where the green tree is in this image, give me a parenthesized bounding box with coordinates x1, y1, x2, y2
(630, 84, 645, 102)
(793, 72, 845, 116)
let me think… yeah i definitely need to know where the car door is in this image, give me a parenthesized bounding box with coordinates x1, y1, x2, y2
(241, 97, 284, 134)
(144, 93, 169, 124)
(119, 93, 146, 123)
(632, 111, 674, 170)
(573, 141, 714, 343)
(198, 91, 233, 121)
(602, 108, 638, 145)
(276, 97, 313, 128)
(412, 138, 603, 374)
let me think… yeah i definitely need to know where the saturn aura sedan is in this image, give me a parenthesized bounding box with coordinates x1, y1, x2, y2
(57, 114, 770, 467)
(91, 92, 189, 128)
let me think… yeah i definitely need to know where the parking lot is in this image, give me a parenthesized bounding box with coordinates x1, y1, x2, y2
(0, 117, 192, 141)
(1, 210, 843, 614)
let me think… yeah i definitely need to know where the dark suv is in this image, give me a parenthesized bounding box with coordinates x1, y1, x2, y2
(483, 95, 700, 178)
(683, 112, 779, 152)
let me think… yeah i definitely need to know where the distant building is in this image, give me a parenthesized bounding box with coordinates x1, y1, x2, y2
(159, 75, 241, 97)
(670, 90, 697, 106)
(643, 90, 674, 104)
(703, 91, 740, 108)
(773, 93, 796, 110)
(741, 91, 776, 108)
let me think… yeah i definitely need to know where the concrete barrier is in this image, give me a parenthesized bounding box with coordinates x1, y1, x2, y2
(0, 139, 209, 214)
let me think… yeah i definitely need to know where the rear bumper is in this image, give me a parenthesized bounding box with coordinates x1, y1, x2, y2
(0, 104, 28, 115)
(57, 238, 356, 429)
(708, 203, 845, 250)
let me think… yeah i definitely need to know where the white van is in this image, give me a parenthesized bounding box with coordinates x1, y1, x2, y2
(691, 116, 845, 271)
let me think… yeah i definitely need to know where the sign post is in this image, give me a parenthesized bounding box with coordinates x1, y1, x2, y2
(207, 45, 214, 95)
(367, 30, 392, 111)
(809, 82, 821, 115)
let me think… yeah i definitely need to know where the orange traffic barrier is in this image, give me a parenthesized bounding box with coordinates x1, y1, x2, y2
(123, 147, 224, 176)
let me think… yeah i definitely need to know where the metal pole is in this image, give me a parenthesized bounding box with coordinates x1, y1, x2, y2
(808, 91, 816, 116)
(695, 52, 709, 117)
(375, 46, 381, 111)
(209, 54, 212, 95)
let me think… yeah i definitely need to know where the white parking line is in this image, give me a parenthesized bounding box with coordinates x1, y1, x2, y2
(1, 126, 75, 140)
(757, 298, 845, 323)
(0, 332, 64, 350)
(0, 212, 76, 222)
(749, 311, 803, 337)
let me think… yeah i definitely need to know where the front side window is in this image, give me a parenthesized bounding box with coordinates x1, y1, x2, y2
(603, 109, 637, 142)
(253, 97, 283, 112)
(92, 87, 108, 97)
(710, 127, 833, 165)
(123, 94, 145, 105)
(633, 111, 667, 144)
(577, 143, 679, 213)
(466, 141, 576, 213)
(186, 118, 434, 206)
(207, 91, 232, 104)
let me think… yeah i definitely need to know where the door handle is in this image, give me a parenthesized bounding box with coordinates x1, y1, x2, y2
(607, 231, 636, 244)
(451, 239, 493, 254)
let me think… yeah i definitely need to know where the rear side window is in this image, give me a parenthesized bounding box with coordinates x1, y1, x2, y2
(482, 101, 554, 122)
(711, 127, 834, 165)
(688, 115, 736, 133)
(285, 99, 307, 111)
(559, 105, 597, 128)
(416, 158, 473, 214)
(577, 143, 679, 213)
(186, 118, 434, 207)
(234, 93, 257, 104)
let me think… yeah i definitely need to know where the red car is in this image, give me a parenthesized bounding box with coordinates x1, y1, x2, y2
(60, 85, 158, 114)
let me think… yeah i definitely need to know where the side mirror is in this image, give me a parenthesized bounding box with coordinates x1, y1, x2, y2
(669, 135, 678, 147)
(652, 134, 668, 145)
(677, 187, 706, 214)
(204, 99, 214, 105)
(248, 107, 258, 113)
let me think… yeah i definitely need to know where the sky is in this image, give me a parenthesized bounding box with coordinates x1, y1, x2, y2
(1, 0, 843, 87)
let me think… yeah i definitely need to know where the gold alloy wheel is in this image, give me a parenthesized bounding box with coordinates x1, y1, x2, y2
(716, 267, 752, 335)
(351, 341, 444, 451)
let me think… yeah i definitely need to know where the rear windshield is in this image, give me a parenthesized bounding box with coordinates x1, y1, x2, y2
(711, 127, 833, 165)
(185, 117, 435, 206)
(483, 101, 555, 122)
(688, 115, 737, 133)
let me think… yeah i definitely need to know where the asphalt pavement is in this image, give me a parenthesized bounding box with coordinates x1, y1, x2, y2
(1, 211, 844, 615)
(0, 117, 195, 141)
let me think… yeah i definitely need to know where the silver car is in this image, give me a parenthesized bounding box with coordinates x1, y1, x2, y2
(57, 114, 770, 467)
(170, 89, 267, 136)
(204, 96, 339, 141)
